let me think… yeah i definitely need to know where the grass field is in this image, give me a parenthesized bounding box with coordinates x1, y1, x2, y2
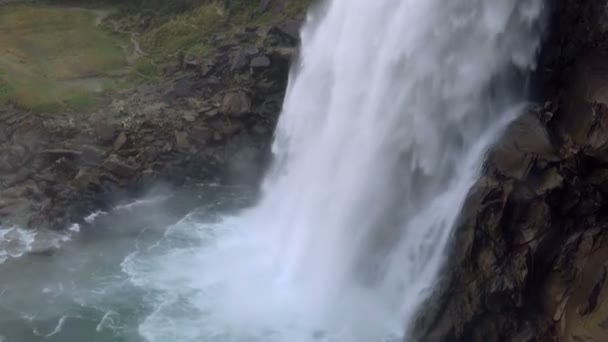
(0, 5, 127, 112)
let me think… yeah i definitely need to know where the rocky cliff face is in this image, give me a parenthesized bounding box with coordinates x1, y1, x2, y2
(414, 1, 608, 341)
(0, 17, 301, 231)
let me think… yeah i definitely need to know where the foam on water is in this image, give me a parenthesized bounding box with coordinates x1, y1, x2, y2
(96, 310, 120, 333)
(0, 226, 37, 264)
(0, 226, 75, 264)
(36, 315, 68, 338)
(85, 211, 107, 224)
(125, 0, 546, 341)
(0, 193, 186, 267)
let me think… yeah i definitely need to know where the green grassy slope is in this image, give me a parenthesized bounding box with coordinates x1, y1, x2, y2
(0, 5, 126, 112)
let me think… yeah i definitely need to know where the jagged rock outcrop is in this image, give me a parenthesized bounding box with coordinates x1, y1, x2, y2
(414, 1, 608, 341)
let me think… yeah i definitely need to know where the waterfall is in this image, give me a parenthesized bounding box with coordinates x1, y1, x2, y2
(128, 0, 545, 341)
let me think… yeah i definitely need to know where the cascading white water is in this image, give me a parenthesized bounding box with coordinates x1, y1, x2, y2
(125, 1, 545, 341)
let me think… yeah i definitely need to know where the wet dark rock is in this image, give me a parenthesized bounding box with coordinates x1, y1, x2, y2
(413, 2, 608, 340)
(230, 50, 249, 71)
(269, 20, 302, 44)
(416, 83, 608, 341)
(169, 77, 195, 99)
(486, 112, 557, 180)
(251, 55, 271, 68)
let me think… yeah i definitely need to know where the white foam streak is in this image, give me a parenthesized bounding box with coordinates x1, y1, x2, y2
(84, 211, 107, 224)
(96, 310, 119, 333)
(0, 226, 75, 264)
(45, 315, 68, 337)
(0, 226, 37, 264)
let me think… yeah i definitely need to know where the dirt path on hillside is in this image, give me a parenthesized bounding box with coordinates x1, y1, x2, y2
(94, 11, 147, 65)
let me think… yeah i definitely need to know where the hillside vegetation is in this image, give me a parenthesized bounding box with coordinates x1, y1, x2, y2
(0, 0, 311, 112)
(113, 0, 312, 78)
(0, 5, 126, 112)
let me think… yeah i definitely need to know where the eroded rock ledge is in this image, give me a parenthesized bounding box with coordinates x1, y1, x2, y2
(414, 1, 608, 341)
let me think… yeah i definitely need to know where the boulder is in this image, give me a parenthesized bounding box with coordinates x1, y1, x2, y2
(230, 50, 249, 71)
(269, 20, 302, 44)
(251, 55, 271, 68)
(94, 122, 120, 145)
(221, 90, 252, 116)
